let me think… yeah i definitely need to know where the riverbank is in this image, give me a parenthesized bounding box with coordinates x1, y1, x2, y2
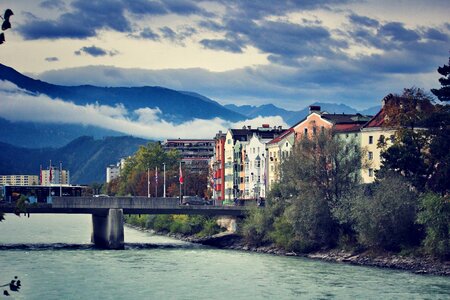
(126, 224, 450, 276)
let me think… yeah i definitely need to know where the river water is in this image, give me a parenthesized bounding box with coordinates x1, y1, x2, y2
(0, 214, 449, 299)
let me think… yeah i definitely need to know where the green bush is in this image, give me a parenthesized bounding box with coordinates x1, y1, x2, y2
(287, 192, 338, 252)
(351, 173, 420, 251)
(269, 215, 296, 251)
(241, 207, 272, 246)
(417, 193, 450, 259)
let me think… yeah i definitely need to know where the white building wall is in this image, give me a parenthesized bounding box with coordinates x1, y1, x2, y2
(245, 134, 269, 199)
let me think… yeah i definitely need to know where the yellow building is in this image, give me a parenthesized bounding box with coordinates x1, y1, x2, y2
(360, 106, 396, 183)
(0, 175, 39, 186)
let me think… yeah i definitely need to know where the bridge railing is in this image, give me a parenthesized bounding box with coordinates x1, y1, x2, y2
(52, 197, 181, 209)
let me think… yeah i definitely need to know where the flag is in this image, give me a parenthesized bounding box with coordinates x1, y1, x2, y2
(49, 160, 53, 183)
(179, 163, 184, 184)
(40, 165, 42, 185)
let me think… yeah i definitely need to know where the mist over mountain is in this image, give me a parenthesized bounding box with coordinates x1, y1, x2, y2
(0, 64, 244, 124)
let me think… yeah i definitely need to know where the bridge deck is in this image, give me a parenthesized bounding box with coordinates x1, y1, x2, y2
(0, 197, 248, 217)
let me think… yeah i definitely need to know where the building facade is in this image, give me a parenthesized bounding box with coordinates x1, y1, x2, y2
(211, 132, 226, 202)
(266, 128, 295, 191)
(223, 125, 284, 200)
(163, 139, 214, 173)
(41, 168, 70, 186)
(0, 175, 39, 186)
(244, 134, 270, 199)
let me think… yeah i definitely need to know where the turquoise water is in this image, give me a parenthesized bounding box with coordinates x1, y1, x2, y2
(0, 214, 449, 299)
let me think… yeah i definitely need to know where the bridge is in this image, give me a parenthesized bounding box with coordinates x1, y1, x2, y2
(0, 197, 248, 249)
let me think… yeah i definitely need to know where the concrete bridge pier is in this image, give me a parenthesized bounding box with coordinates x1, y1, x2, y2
(91, 209, 124, 249)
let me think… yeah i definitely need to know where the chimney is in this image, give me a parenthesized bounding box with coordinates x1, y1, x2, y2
(382, 94, 394, 107)
(309, 105, 321, 114)
(262, 124, 270, 128)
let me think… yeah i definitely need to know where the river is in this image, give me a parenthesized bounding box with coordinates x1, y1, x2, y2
(0, 214, 449, 299)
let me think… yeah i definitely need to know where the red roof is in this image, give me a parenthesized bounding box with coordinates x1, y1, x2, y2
(334, 123, 365, 133)
(362, 107, 385, 129)
(267, 128, 294, 144)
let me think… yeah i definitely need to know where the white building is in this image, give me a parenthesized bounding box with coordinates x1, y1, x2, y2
(244, 134, 271, 199)
(106, 158, 127, 183)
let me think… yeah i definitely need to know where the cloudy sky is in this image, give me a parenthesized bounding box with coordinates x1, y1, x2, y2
(1, 0, 449, 111)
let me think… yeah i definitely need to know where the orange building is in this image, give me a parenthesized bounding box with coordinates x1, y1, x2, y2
(293, 105, 371, 140)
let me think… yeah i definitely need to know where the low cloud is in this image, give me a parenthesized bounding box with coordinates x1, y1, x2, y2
(0, 81, 287, 140)
(75, 45, 119, 57)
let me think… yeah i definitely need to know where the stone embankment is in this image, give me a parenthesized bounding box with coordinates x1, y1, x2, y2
(191, 233, 450, 276)
(125, 224, 449, 276)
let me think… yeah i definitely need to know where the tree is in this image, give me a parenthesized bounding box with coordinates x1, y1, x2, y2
(242, 130, 363, 252)
(380, 88, 450, 194)
(116, 142, 180, 195)
(431, 56, 450, 102)
(349, 173, 420, 251)
(417, 193, 450, 259)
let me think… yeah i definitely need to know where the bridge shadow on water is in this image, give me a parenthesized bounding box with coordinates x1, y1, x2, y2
(0, 243, 201, 251)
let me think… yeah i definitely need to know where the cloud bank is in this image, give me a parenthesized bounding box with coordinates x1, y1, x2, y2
(0, 81, 287, 140)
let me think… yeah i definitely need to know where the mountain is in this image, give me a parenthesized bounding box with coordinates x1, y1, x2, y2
(0, 63, 245, 123)
(0, 136, 147, 184)
(0, 117, 123, 148)
(225, 102, 380, 126)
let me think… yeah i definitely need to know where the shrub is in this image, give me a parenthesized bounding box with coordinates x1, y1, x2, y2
(351, 173, 420, 251)
(417, 193, 450, 259)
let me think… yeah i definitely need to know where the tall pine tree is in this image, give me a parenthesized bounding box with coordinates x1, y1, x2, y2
(431, 56, 450, 102)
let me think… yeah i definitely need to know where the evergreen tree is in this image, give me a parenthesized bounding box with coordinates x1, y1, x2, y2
(431, 56, 450, 102)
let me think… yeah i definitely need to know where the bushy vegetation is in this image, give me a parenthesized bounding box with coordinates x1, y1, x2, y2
(125, 214, 222, 237)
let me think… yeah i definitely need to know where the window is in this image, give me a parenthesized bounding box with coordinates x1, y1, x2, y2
(286, 142, 288, 147)
(313, 127, 317, 135)
(368, 152, 373, 160)
(271, 165, 274, 171)
(369, 136, 373, 144)
(304, 128, 308, 135)
(368, 168, 374, 177)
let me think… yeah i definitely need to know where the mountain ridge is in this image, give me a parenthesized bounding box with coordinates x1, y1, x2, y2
(0, 135, 147, 184)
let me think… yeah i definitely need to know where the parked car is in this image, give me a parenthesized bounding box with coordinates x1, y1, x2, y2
(93, 194, 110, 198)
(181, 196, 211, 205)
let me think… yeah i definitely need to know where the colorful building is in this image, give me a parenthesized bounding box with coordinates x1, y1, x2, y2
(211, 131, 226, 202)
(223, 125, 284, 200)
(266, 128, 295, 191)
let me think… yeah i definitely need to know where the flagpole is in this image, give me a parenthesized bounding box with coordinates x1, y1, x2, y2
(147, 167, 150, 198)
(60, 161, 63, 197)
(179, 161, 182, 203)
(49, 160, 52, 203)
(163, 163, 166, 198)
(155, 166, 158, 197)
